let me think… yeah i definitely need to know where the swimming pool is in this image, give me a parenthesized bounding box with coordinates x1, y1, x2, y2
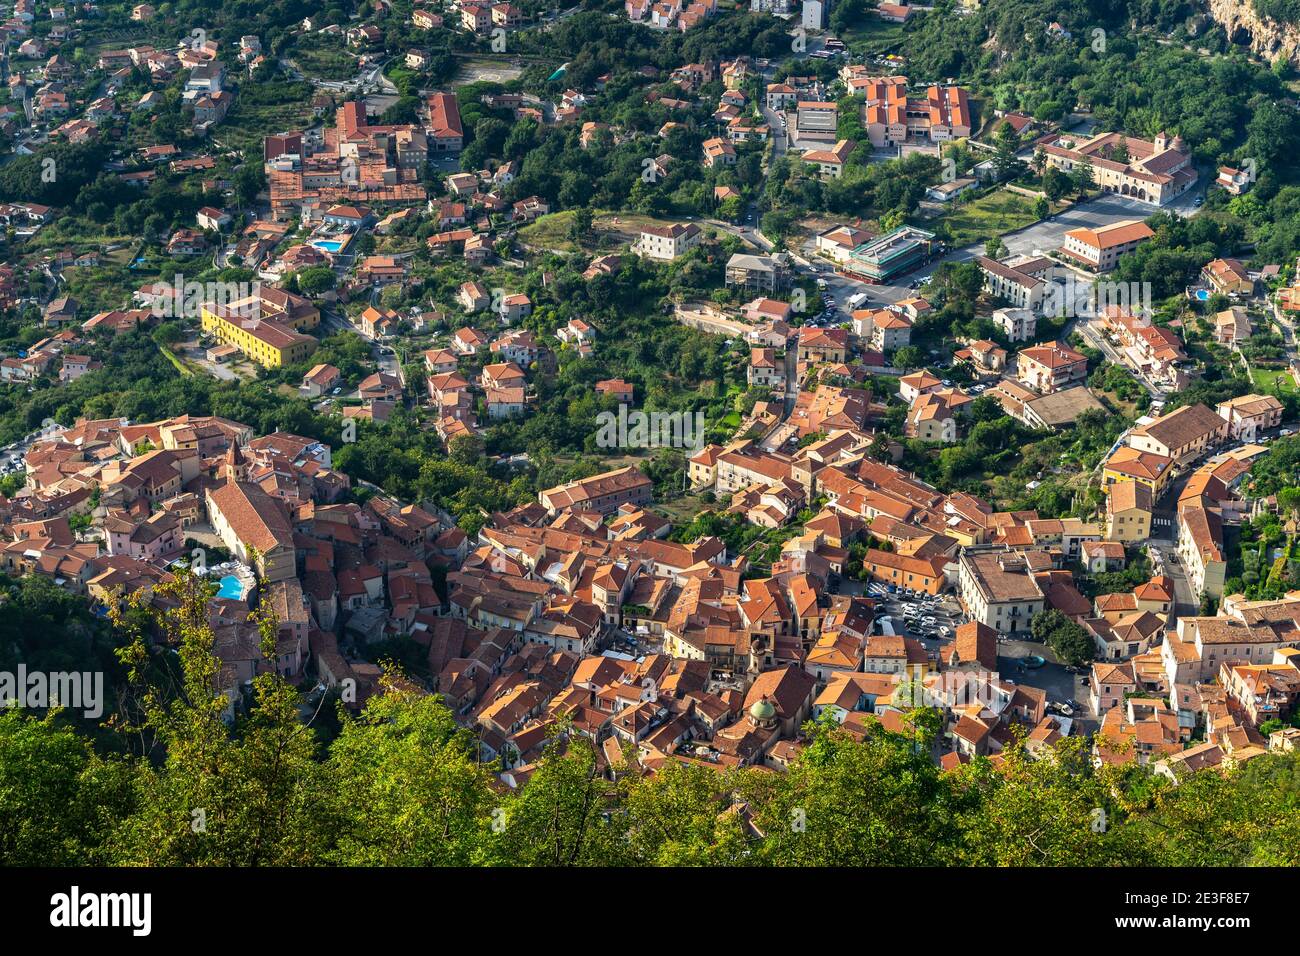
(216, 574, 247, 600)
(312, 239, 346, 253)
(1193, 289, 1210, 301)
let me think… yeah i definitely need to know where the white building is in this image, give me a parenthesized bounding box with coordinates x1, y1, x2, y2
(957, 550, 1046, 636)
(636, 222, 702, 261)
(801, 0, 826, 29)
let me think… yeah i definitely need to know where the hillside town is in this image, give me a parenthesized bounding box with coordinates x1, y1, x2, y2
(0, 0, 1299, 882)
(10, 386, 1299, 781)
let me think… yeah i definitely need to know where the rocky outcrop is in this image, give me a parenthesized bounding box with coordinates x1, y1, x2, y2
(1204, 0, 1300, 64)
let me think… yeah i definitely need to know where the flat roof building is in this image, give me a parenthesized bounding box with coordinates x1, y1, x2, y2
(842, 226, 936, 284)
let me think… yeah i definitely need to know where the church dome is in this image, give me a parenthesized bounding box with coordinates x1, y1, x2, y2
(749, 695, 776, 722)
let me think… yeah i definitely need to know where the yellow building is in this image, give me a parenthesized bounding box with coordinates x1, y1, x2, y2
(1104, 479, 1152, 544)
(1102, 446, 1174, 500)
(201, 304, 317, 368)
(243, 287, 320, 331)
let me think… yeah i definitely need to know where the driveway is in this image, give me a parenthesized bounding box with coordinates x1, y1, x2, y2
(759, 104, 788, 163)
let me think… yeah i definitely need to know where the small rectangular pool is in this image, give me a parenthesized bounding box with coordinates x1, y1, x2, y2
(216, 575, 247, 600)
(312, 239, 346, 253)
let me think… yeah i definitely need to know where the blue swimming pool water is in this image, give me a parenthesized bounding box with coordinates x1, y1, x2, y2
(1194, 289, 1210, 301)
(216, 574, 246, 600)
(312, 239, 345, 253)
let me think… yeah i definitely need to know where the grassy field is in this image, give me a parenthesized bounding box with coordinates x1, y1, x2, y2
(518, 210, 720, 254)
(286, 45, 357, 82)
(1092, 386, 1141, 422)
(932, 189, 1050, 248)
(654, 493, 712, 527)
(839, 17, 907, 56)
(1250, 365, 1299, 394)
(219, 99, 319, 154)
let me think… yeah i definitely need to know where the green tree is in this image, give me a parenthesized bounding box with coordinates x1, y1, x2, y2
(323, 685, 495, 865)
(0, 709, 133, 865)
(1030, 608, 1094, 667)
(105, 576, 326, 865)
(1042, 166, 1071, 202)
(753, 713, 956, 865)
(568, 207, 594, 245)
(488, 731, 630, 865)
(1072, 160, 1095, 199)
(992, 122, 1024, 180)
(893, 345, 924, 369)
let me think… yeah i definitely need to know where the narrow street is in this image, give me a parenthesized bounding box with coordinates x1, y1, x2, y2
(782, 343, 798, 417)
(1069, 315, 1166, 399)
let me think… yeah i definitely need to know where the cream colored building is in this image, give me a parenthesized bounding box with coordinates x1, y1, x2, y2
(957, 551, 1046, 636)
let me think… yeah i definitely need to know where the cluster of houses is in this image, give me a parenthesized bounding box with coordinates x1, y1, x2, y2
(0, 325, 99, 383)
(4, 410, 469, 705)
(626, 0, 718, 32)
(8, 387, 1297, 780)
(1091, 590, 1300, 778)
(265, 100, 441, 220)
(668, 411, 1300, 773)
(16, 29, 237, 146)
(841, 68, 972, 149)
(403, 458, 1070, 773)
(420, 299, 560, 440)
(1, 1, 1296, 786)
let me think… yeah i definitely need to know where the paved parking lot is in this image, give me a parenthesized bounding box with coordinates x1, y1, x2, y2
(865, 584, 1092, 721)
(869, 587, 966, 647)
(998, 638, 1096, 728)
(799, 190, 1201, 314)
